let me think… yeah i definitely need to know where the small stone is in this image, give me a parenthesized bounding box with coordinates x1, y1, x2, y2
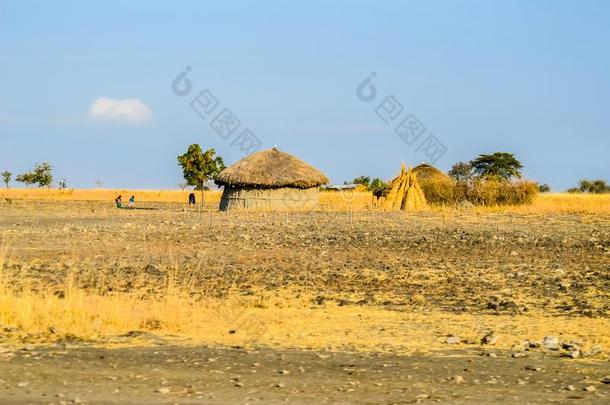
(583, 385, 596, 392)
(16, 382, 29, 388)
(454, 375, 465, 384)
(512, 352, 526, 358)
(416, 394, 429, 399)
(510, 250, 519, 256)
(567, 349, 580, 359)
(601, 376, 610, 384)
(543, 336, 560, 350)
(275, 383, 285, 388)
(235, 382, 243, 388)
(278, 369, 290, 375)
(446, 336, 461, 345)
(156, 387, 171, 394)
(524, 365, 541, 371)
(566, 385, 576, 391)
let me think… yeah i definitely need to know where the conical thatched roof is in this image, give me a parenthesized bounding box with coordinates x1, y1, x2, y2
(413, 164, 449, 182)
(215, 148, 329, 189)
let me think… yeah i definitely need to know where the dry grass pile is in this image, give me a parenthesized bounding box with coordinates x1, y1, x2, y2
(381, 164, 428, 211)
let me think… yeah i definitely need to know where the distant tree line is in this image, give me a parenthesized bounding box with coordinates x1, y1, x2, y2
(568, 179, 610, 194)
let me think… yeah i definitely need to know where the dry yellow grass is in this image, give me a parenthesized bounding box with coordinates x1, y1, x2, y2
(0, 188, 222, 205)
(3, 188, 608, 214)
(2, 277, 608, 355)
(485, 193, 610, 215)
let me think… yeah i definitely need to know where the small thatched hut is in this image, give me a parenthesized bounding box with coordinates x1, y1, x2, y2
(215, 148, 329, 211)
(413, 163, 453, 205)
(413, 163, 450, 182)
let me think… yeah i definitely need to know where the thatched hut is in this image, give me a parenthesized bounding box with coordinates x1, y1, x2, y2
(413, 163, 449, 182)
(413, 163, 453, 205)
(215, 148, 329, 211)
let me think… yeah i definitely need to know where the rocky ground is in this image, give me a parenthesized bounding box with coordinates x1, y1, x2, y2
(1, 199, 609, 316)
(0, 199, 609, 404)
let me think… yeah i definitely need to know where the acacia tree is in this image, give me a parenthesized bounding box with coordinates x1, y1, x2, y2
(1, 171, 11, 188)
(470, 152, 523, 181)
(177, 145, 225, 205)
(16, 163, 53, 187)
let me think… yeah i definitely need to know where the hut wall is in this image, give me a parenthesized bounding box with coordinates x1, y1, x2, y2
(219, 186, 319, 211)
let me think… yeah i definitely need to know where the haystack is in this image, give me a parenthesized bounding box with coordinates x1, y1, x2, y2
(215, 147, 329, 211)
(382, 164, 428, 211)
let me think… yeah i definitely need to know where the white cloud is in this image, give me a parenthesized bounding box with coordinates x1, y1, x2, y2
(89, 97, 152, 122)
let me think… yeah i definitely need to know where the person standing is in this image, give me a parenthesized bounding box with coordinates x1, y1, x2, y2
(115, 195, 122, 208)
(129, 195, 135, 208)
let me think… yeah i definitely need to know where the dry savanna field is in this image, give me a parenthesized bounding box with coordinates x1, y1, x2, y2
(0, 189, 609, 403)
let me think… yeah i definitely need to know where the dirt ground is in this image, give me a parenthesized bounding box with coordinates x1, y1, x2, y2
(0, 199, 609, 404)
(1, 345, 609, 404)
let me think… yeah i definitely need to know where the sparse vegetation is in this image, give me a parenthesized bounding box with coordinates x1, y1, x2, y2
(58, 178, 69, 190)
(1, 171, 11, 188)
(15, 162, 53, 188)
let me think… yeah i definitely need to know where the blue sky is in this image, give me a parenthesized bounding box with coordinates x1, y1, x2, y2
(1, 0, 608, 190)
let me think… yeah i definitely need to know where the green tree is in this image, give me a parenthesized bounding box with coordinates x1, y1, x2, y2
(177, 145, 225, 205)
(470, 152, 523, 181)
(16, 163, 53, 187)
(448, 161, 474, 182)
(1, 171, 11, 188)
